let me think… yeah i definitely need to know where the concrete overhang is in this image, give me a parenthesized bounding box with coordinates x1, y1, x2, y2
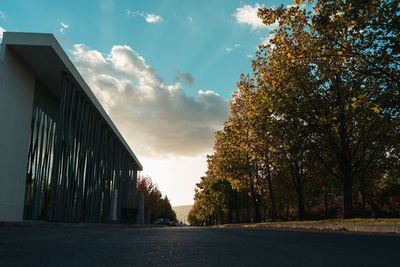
(1, 32, 143, 171)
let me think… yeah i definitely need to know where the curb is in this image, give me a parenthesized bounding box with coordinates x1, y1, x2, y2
(218, 222, 400, 234)
(0, 221, 167, 228)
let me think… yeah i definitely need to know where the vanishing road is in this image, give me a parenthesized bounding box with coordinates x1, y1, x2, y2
(0, 224, 399, 266)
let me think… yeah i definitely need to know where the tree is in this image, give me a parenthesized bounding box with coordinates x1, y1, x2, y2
(255, 0, 399, 218)
(137, 175, 176, 222)
(212, 80, 272, 222)
(191, 0, 400, 222)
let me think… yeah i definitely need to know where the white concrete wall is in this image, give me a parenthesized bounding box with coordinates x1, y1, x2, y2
(0, 46, 35, 221)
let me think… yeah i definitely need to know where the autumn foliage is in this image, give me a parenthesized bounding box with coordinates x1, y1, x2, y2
(137, 175, 176, 222)
(189, 0, 400, 225)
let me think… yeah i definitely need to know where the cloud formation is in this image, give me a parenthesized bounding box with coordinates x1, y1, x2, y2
(187, 16, 193, 22)
(0, 11, 5, 20)
(70, 44, 229, 157)
(233, 3, 265, 31)
(144, 13, 162, 23)
(0, 26, 6, 40)
(233, 3, 278, 32)
(60, 22, 69, 33)
(226, 43, 240, 53)
(175, 70, 195, 89)
(126, 9, 163, 24)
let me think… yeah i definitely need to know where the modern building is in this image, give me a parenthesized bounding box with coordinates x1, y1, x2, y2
(0, 32, 142, 223)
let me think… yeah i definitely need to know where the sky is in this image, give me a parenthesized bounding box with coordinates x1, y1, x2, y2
(0, 0, 293, 206)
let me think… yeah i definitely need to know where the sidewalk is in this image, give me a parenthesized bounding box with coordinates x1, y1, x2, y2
(216, 219, 400, 234)
(0, 220, 165, 228)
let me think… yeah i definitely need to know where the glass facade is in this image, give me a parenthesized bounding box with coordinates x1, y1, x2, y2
(24, 74, 138, 223)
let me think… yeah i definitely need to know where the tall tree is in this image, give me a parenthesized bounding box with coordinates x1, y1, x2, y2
(255, 0, 399, 218)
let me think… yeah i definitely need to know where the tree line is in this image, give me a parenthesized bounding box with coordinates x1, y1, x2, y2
(137, 175, 176, 222)
(189, 0, 400, 225)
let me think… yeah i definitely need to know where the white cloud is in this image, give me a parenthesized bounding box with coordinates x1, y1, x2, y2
(70, 43, 229, 157)
(60, 22, 69, 33)
(126, 9, 163, 24)
(198, 90, 220, 96)
(144, 13, 162, 23)
(187, 16, 193, 22)
(247, 54, 253, 58)
(233, 3, 265, 31)
(0, 11, 5, 20)
(233, 3, 278, 31)
(226, 43, 240, 53)
(0, 26, 6, 40)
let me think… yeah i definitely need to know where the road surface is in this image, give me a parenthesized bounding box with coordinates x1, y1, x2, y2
(0, 225, 399, 266)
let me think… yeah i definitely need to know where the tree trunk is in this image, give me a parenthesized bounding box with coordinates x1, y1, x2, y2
(235, 205, 240, 223)
(359, 177, 367, 218)
(246, 197, 251, 222)
(335, 74, 354, 219)
(286, 203, 289, 220)
(253, 196, 261, 223)
(266, 168, 277, 221)
(234, 191, 240, 223)
(361, 189, 366, 218)
(294, 181, 305, 221)
(290, 162, 305, 221)
(297, 189, 305, 221)
(342, 178, 353, 219)
(249, 175, 260, 222)
(324, 187, 329, 219)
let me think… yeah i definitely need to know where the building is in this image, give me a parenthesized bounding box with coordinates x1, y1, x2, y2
(0, 32, 142, 223)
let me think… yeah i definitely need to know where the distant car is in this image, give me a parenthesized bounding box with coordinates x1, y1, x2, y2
(169, 220, 183, 226)
(153, 218, 171, 225)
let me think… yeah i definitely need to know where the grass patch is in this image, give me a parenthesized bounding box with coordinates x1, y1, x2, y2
(216, 218, 400, 228)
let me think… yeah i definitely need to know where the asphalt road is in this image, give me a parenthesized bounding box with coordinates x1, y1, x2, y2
(0, 225, 399, 266)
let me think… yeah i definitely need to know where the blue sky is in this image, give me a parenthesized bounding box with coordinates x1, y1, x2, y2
(0, 0, 293, 206)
